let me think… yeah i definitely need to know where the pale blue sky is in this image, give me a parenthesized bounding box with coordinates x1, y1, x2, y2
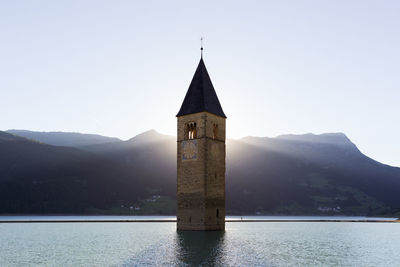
(1, 1, 399, 166)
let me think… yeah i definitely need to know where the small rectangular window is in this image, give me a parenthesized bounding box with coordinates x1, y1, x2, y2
(213, 124, 218, 139)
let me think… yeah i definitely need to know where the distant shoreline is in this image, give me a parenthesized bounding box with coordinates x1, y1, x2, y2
(0, 213, 398, 217)
(1, 219, 399, 223)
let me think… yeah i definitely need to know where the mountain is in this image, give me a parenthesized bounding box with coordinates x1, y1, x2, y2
(228, 133, 400, 215)
(6, 130, 121, 147)
(0, 131, 175, 214)
(2, 130, 400, 216)
(80, 130, 173, 153)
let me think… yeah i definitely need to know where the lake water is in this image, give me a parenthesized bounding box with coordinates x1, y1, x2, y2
(0, 216, 399, 266)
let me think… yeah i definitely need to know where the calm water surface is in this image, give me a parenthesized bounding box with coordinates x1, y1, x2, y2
(0, 218, 399, 266)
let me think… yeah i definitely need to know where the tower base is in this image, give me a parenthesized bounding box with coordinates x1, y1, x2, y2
(177, 221, 225, 231)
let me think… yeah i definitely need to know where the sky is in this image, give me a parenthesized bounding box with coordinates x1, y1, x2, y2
(0, 1, 399, 167)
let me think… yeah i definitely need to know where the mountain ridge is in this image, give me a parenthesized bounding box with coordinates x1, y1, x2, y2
(6, 129, 121, 147)
(1, 129, 399, 216)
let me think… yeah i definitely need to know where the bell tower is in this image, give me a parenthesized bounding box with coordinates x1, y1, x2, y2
(176, 54, 226, 231)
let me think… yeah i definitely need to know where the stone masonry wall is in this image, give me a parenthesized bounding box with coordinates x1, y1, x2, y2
(177, 112, 225, 230)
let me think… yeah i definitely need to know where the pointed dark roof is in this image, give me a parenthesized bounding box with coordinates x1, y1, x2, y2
(176, 58, 226, 118)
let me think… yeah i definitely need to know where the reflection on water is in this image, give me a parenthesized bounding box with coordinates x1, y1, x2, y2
(1, 222, 400, 266)
(175, 231, 225, 266)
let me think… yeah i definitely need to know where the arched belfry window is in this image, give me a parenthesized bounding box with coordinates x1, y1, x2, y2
(186, 122, 197, 140)
(213, 124, 218, 139)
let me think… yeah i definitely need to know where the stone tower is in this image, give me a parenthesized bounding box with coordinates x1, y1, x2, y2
(176, 56, 226, 231)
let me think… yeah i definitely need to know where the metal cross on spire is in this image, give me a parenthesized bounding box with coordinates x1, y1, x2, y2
(200, 37, 204, 58)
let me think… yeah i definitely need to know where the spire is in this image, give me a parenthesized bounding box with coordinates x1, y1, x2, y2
(176, 57, 226, 118)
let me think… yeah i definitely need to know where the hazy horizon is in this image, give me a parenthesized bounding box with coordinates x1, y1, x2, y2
(1, 1, 399, 166)
(5, 127, 400, 168)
